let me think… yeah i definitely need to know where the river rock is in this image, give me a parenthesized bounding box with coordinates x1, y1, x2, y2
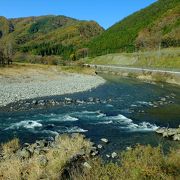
(25, 102, 30, 107)
(76, 100, 84, 104)
(38, 100, 46, 106)
(97, 144, 103, 149)
(163, 131, 169, 138)
(32, 100, 38, 105)
(169, 101, 174, 104)
(49, 100, 56, 106)
(156, 128, 166, 134)
(126, 146, 132, 151)
(38, 155, 48, 167)
(91, 150, 99, 156)
(95, 98, 100, 103)
(167, 128, 177, 136)
(83, 162, 92, 169)
(24, 143, 31, 147)
(88, 97, 94, 102)
(111, 152, 118, 159)
(65, 97, 73, 104)
(41, 147, 50, 153)
(101, 138, 109, 143)
(24, 144, 35, 154)
(55, 134, 60, 142)
(35, 140, 44, 148)
(34, 148, 41, 155)
(106, 154, 110, 158)
(19, 148, 31, 159)
(160, 98, 166, 102)
(173, 134, 180, 141)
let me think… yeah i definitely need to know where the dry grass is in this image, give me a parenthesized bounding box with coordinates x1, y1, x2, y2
(1, 138, 20, 157)
(86, 48, 180, 69)
(0, 136, 180, 180)
(74, 145, 180, 180)
(60, 65, 96, 75)
(0, 134, 92, 180)
(0, 63, 96, 79)
(0, 63, 59, 77)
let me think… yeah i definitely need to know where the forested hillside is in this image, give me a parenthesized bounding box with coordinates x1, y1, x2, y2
(88, 0, 180, 56)
(1, 0, 179, 64)
(0, 15, 104, 62)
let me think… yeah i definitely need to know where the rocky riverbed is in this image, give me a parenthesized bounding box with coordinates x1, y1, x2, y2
(0, 70, 105, 107)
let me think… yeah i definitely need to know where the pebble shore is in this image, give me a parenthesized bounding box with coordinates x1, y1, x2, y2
(0, 73, 105, 107)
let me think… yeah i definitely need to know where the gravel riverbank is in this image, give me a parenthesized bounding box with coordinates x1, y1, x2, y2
(0, 71, 105, 107)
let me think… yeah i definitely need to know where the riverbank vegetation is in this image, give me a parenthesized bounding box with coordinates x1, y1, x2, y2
(85, 48, 180, 69)
(0, 135, 180, 179)
(0, 63, 96, 78)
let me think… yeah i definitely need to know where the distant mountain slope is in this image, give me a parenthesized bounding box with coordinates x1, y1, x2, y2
(0, 15, 104, 59)
(88, 0, 180, 56)
(0, 16, 14, 38)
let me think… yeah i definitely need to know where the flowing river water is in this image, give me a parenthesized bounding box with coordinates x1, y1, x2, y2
(0, 74, 180, 155)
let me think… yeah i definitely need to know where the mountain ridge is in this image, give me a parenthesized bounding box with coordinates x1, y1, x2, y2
(88, 0, 180, 56)
(0, 15, 104, 60)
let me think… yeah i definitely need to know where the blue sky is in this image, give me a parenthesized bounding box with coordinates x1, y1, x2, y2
(1, 0, 157, 29)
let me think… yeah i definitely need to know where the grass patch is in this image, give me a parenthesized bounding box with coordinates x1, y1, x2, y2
(60, 65, 95, 75)
(0, 63, 96, 78)
(1, 138, 20, 157)
(86, 48, 180, 69)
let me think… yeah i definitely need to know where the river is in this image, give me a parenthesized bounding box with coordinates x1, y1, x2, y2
(0, 74, 180, 155)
